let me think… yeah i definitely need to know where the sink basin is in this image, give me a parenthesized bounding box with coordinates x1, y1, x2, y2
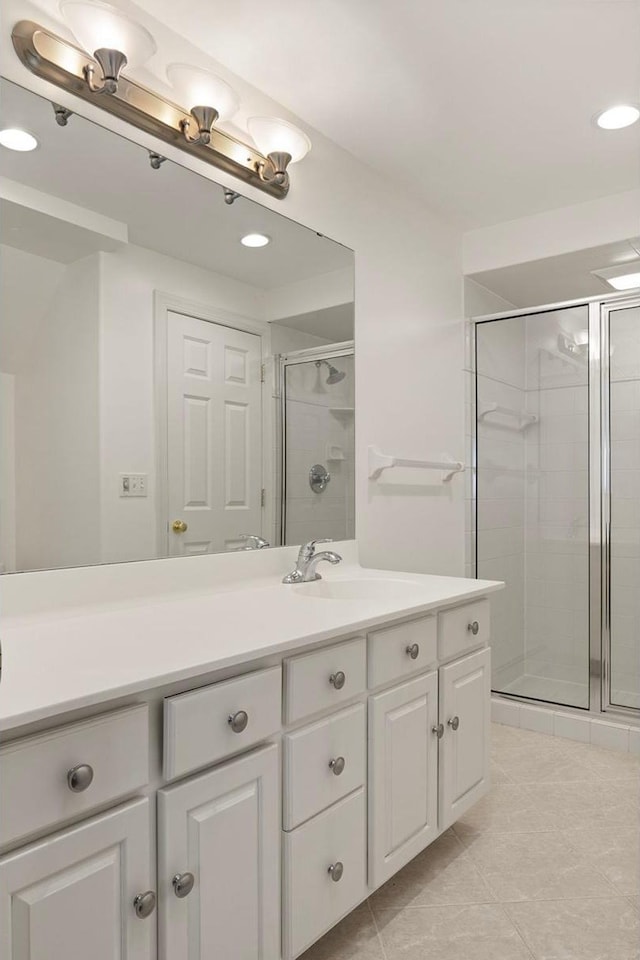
(293, 578, 425, 601)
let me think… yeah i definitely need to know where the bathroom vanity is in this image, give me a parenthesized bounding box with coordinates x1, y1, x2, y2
(0, 545, 501, 960)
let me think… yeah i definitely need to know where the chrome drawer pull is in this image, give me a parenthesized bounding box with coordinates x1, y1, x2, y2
(228, 710, 249, 733)
(67, 763, 94, 793)
(405, 643, 420, 660)
(329, 671, 346, 690)
(432, 723, 444, 739)
(172, 872, 195, 898)
(329, 756, 345, 776)
(468, 620, 480, 635)
(328, 861, 344, 882)
(133, 891, 156, 919)
(448, 715, 460, 731)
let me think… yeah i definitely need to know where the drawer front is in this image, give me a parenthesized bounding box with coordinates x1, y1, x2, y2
(283, 788, 367, 960)
(283, 703, 366, 831)
(0, 704, 149, 848)
(438, 598, 490, 662)
(368, 615, 437, 689)
(164, 665, 282, 781)
(284, 637, 366, 724)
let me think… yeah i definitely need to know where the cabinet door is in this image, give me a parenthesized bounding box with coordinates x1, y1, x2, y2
(368, 671, 439, 889)
(0, 798, 154, 960)
(439, 647, 491, 830)
(158, 742, 279, 960)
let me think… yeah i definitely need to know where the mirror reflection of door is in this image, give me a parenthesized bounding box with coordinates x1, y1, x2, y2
(165, 311, 263, 555)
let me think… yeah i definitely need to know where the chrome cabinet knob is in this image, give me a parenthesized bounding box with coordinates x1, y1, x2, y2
(406, 643, 420, 660)
(329, 671, 346, 690)
(133, 891, 156, 919)
(329, 756, 346, 776)
(432, 723, 444, 739)
(468, 620, 480, 635)
(172, 872, 195, 898)
(228, 710, 249, 733)
(328, 861, 344, 882)
(67, 763, 94, 793)
(448, 715, 460, 731)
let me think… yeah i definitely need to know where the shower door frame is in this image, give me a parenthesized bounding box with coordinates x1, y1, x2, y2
(471, 290, 640, 719)
(277, 341, 355, 547)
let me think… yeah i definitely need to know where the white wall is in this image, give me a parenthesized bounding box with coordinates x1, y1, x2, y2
(0, 373, 16, 572)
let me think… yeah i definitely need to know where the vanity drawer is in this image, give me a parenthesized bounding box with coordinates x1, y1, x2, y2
(283, 788, 367, 960)
(283, 703, 366, 830)
(284, 637, 366, 724)
(0, 704, 149, 848)
(438, 598, 490, 661)
(164, 665, 282, 781)
(368, 615, 437, 689)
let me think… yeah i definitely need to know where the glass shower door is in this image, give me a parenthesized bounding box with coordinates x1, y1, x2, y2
(607, 301, 640, 710)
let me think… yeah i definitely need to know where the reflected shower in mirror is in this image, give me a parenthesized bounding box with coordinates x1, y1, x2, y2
(0, 79, 354, 572)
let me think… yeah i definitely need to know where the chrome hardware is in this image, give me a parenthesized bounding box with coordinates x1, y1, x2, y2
(448, 716, 460, 731)
(329, 756, 346, 776)
(172, 519, 188, 533)
(237, 534, 270, 550)
(67, 763, 94, 793)
(282, 539, 342, 583)
(329, 671, 346, 690)
(406, 643, 420, 660)
(468, 620, 480, 635)
(309, 464, 331, 494)
(133, 890, 156, 919)
(432, 723, 444, 739)
(328, 861, 344, 882)
(172, 872, 195, 899)
(228, 710, 249, 733)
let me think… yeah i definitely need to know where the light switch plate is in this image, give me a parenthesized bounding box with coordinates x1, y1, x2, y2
(120, 474, 148, 497)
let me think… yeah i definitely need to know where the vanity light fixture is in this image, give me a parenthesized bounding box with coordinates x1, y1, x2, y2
(595, 104, 640, 130)
(0, 127, 38, 151)
(60, 1, 156, 95)
(11, 19, 311, 198)
(241, 233, 270, 247)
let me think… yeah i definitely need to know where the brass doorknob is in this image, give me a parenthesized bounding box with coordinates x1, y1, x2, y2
(172, 520, 188, 533)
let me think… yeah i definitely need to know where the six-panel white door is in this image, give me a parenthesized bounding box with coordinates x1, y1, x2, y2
(157, 743, 280, 960)
(166, 310, 263, 555)
(439, 646, 491, 830)
(368, 671, 439, 888)
(0, 798, 154, 960)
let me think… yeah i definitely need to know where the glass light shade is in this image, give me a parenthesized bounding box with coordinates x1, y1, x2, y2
(166, 64, 239, 121)
(60, 1, 156, 67)
(247, 117, 311, 163)
(596, 104, 640, 130)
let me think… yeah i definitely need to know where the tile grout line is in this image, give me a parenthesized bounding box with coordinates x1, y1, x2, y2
(365, 896, 390, 960)
(494, 900, 538, 960)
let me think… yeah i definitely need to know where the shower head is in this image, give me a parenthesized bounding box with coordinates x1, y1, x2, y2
(316, 360, 346, 384)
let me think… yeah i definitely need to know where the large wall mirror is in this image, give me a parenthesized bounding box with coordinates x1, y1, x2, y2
(0, 79, 355, 573)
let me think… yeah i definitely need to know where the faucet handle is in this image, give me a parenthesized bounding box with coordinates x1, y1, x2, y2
(298, 538, 332, 560)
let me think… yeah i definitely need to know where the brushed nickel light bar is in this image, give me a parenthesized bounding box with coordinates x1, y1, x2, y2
(11, 18, 311, 199)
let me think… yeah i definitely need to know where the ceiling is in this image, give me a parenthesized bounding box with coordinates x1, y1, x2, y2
(470, 237, 640, 308)
(0, 79, 354, 291)
(131, 0, 640, 229)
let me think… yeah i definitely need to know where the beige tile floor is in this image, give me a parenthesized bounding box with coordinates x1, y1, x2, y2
(301, 722, 640, 960)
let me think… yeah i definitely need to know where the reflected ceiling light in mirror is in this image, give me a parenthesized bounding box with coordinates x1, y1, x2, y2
(241, 233, 270, 247)
(595, 104, 640, 130)
(0, 128, 38, 151)
(247, 117, 311, 188)
(166, 64, 239, 146)
(60, 1, 156, 94)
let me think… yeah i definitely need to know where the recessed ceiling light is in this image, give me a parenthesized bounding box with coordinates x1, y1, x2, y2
(605, 272, 640, 291)
(0, 128, 38, 151)
(592, 262, 640, 290)
(241, 233, 270, 248)
(595, 104, 640, 130)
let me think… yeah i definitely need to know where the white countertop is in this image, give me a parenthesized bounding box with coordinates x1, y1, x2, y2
(0, 551, 502, 733)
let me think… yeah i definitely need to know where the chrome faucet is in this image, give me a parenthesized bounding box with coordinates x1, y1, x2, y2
(282, 538, 342, 583)
(236, 534, 270, 550)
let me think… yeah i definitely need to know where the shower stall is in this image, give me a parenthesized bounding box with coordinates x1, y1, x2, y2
(278, 342, 355, 547)
(473, 293, 640, 718)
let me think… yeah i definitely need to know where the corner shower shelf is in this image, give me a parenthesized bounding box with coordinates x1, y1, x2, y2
(368, 445, 465, 482)
(478, 401, 537, 430)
